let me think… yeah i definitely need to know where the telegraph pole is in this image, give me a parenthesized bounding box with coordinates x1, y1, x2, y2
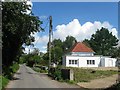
(48, 16, 52, 73)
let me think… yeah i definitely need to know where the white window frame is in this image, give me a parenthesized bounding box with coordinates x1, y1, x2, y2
(87, 60, 95, 65)
(69, 60, 78, 65)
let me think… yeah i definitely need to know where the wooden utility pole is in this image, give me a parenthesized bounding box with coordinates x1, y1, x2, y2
(48, 16, 52, 72)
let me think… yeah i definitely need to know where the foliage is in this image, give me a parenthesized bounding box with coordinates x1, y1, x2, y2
(3, 63, 19, 79)
(116, 47, 120, 58)
(53, 67, 62, 80)
(32, 66, 48, 73)
(0, 76, 9, 90)
(19, 54, 26, 64)
(45, 36, 77, 65)
(2, 2, 43, 75)
(10, 63, 19, 74)
(83, 27, 118, 56)
(51, 46, 63, 64)
(52, 39, 63, 47)
(63, 36, 77, 53)
(25, 54, 35, 67)
(42, 53, 49, 65)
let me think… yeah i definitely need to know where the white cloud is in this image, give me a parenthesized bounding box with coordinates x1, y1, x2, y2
(22, 0, 33, 15)
(25, 19, 118, 53)
(54, 19, 118, 41)
(24, 47, 34, 54)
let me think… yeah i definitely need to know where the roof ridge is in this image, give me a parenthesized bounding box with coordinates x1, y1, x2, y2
(70, 42, 94, 52)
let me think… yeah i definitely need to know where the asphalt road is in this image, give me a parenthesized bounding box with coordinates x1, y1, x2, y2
(6, 64, 82, 89)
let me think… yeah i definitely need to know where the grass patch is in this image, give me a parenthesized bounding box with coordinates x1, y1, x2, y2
(65, 67, 118, 83)
(0, 76, 9, 90)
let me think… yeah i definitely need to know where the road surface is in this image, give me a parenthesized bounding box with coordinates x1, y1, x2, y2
(6, 64, 82, 89)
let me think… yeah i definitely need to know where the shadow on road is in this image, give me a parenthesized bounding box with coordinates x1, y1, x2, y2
(12, 77, 20, 80)
(15, 72, 21, 75)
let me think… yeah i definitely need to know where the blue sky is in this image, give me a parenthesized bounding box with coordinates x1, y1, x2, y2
(32, 2, 118, 30)
(25, 2, 119, 53)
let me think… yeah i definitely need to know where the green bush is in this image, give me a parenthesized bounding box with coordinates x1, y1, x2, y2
(53, 68, 62, 80)
(33, 67, 40, 72)
(33, 67, 48, 73)
(10, 63, 19, 73)
(0, 76, 9, 90)
(3, 63, 19, 79)
(40, 70, 48, 73)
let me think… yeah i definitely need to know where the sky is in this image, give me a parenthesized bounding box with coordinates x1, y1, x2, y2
(24, 2, 119, 53)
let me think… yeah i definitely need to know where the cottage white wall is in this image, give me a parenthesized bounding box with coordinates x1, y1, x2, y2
(79, 57, 100, 67)
(66, 56, 79, 67)
(71, 52, 94, 56)
(65, 56, 101, 67)
(104, 57, 117, 67)
(100, 57, 105, 67)
(63, 55, 117, 67)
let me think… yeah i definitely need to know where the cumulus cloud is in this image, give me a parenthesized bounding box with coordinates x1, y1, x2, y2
(24, 47, 34, 54)
(26, 0, 33, 14)
(26, 19, 118, 53)
(54, 19, 118, 41)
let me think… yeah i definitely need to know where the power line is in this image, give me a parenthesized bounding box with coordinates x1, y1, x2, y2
(33, 17, 49, 46)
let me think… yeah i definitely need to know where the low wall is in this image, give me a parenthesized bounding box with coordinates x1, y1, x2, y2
(49, 67, 74, 80)
(61, 69, 73, 80)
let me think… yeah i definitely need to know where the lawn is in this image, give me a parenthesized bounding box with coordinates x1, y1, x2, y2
(67, 67, 118, 82)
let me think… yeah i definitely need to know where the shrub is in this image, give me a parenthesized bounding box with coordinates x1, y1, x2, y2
(10, 63, 19, 73)
(1, 76, 9, 90)
(33, 67, 40, 72)
(40, 70, 48, 73)
(54, 69, 62, 80)
(3, 63, 19, 79)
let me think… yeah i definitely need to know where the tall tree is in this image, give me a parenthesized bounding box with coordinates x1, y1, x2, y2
(2, 2, 43, 74)
(63, 36, 77, 53)
(50, 39, 63, 64)
(88, 27, 118, 56)
(52, 39, 63, 47)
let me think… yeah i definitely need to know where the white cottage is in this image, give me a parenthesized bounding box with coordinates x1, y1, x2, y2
(62, 42, 117, 67)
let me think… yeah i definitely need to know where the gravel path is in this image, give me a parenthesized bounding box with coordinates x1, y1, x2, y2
(77, 74, 118, 89)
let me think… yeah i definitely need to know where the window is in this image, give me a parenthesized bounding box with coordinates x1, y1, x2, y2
(87, 60, 95, 65)
(93, 60, 95, 64)
(69, 60, 78, 65)
(72, 60, 74, 64)
(75, 60, 77, 64)
(69, 60, 71, 64)
(87, 60, 89, 64)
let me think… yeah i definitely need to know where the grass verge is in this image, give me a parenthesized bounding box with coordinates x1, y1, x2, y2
(0, 76, 9, 90)
(72, 67, 118, 82)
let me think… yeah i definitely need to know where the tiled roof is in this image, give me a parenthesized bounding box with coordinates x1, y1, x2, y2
(70, 42, 94, 52)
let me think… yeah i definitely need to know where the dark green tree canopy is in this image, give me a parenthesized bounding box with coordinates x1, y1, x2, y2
(85, 27, 118, 56)
(63, 36, 77, 52)
(52, 39, 63, 47)
(2, 2, 43, 70)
